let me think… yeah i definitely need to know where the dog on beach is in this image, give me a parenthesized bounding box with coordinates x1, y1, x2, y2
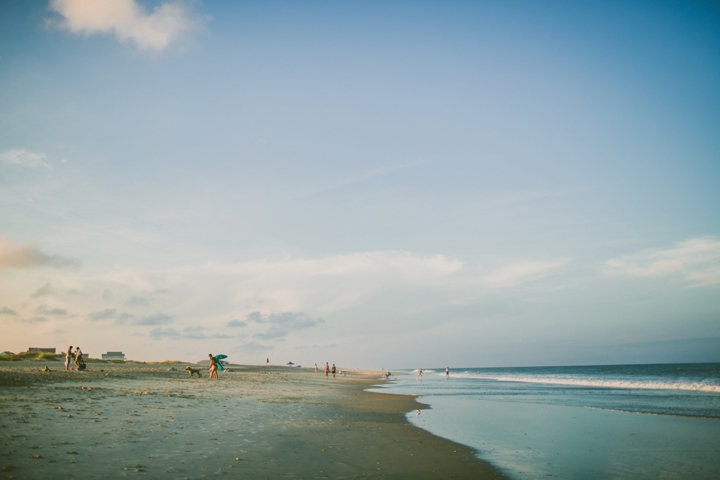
(185, 366, 203, 378)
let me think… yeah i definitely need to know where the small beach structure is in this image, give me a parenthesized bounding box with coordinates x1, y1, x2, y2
(101, 351, 126, 361)
(27, 347, 56, 353)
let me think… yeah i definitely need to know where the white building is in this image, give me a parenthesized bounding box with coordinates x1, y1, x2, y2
(102, 351, 126, 360)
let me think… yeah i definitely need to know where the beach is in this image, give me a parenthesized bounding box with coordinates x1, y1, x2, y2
(0, 362, 504, 479)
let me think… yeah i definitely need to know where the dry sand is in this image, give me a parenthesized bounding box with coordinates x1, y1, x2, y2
(0, 362, 506, 479)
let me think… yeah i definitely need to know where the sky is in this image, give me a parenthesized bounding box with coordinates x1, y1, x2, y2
(1, 0, 718, 367)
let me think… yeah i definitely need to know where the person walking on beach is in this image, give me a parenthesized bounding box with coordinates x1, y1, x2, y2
(324, 362, 329, 378)
(446, 366, 450, 379)
(314, 363, 318, 373)
(331, 363, 337, 379)
(65, 345, 73, 371)
(208, 354, 219, 380)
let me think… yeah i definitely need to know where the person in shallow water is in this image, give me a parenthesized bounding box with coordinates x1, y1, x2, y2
(446, 366, 450, 379)
(324, 362, 329, 378)
(332, 363, 337, 379)
(208, 354, 218, 380)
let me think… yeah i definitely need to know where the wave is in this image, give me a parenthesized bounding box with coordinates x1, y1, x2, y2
(442, 372, 720, 393)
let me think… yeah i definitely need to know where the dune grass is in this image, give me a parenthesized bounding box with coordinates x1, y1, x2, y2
(0, 352, 63, 361)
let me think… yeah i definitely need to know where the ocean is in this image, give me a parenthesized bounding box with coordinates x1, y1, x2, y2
(371, 363, 720, 479)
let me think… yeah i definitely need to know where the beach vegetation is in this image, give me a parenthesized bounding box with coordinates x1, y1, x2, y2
(0, 352, 62, 361)
(0, 353, 23, 361)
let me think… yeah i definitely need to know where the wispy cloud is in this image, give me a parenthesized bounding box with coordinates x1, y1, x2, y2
(125, 295, 151, 306)
(227, 319, 247, 328)
(148, 326, 232, 340)
(49, 0, 208, 52)
(87, 308, 118, 321)
(604, 237, 720, 286)
(0, 307, 18, 316)
(35, 305, 68, 316)
(479, 259, 569, 288)
(0, 236, 79, 270)
(248, 311, 324, 340)
(85, 308, 173, 325)
(31, 283, 55, 298)
(0, 148, 52, 169)
(132, 312, 174, 326)
(25, 316, 49, 324)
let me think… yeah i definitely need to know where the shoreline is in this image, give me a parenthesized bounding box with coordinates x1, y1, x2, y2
(0, 363, 506, 479)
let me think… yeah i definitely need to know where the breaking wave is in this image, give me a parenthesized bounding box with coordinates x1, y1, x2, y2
(444, 372, 720, 393)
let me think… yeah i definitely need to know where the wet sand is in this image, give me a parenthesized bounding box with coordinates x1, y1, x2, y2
(0, 362, 506, 479)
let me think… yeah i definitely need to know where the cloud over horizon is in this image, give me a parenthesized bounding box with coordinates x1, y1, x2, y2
(0, 236, 79, 270)
(605, 237, 720, 287)
(49, 0, 207, 52)
(247, 311, 325, 340)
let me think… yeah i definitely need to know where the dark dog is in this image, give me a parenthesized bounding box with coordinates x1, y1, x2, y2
(185, 366, 202, 378)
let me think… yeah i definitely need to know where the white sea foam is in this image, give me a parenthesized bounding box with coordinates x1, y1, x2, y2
(443, 372, 720, 393)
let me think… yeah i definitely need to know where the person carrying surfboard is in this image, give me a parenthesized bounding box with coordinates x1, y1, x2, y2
(208, 354, 227, 380)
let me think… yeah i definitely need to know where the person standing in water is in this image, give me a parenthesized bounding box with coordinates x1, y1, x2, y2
(331, 363, 337, 379)
(208, 354, 218, 380)
(445, 366, 450, 379)
(417, 369, 423, 379)
(314, 363, 318, 373)
(324, 362, 329, 378)
(65, 345, 73, 371)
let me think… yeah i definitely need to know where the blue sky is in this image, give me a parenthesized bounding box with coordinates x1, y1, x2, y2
(1, 0, 718, 366)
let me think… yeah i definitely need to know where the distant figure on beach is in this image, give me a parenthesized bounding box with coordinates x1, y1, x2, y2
(314, 363, 318, 373)
(208, 354, 218, 380)
(65, 345, 73, 371)
(267, 358, 269, 364)
(446, 366, 450, 379)
(74, 347, 86, 371)
(332, 363, 337, 379)
(324, 362, 329, 378)
(417, 369, 423, 379)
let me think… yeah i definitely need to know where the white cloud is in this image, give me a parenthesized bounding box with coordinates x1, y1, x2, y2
(0, 236, 79, 270)
(479, 259, 569, 288)
(175, 250, 465, 314)
(49, 0, 207, 52)
(0, 149, 52, 169)
(0, 248, 571, 361)
(604, 237, 720, 286)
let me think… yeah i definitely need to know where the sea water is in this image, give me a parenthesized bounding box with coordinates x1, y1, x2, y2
(371, 363, 720, 479)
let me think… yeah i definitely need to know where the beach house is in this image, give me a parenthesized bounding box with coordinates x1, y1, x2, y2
(101, 351, 126, 360)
